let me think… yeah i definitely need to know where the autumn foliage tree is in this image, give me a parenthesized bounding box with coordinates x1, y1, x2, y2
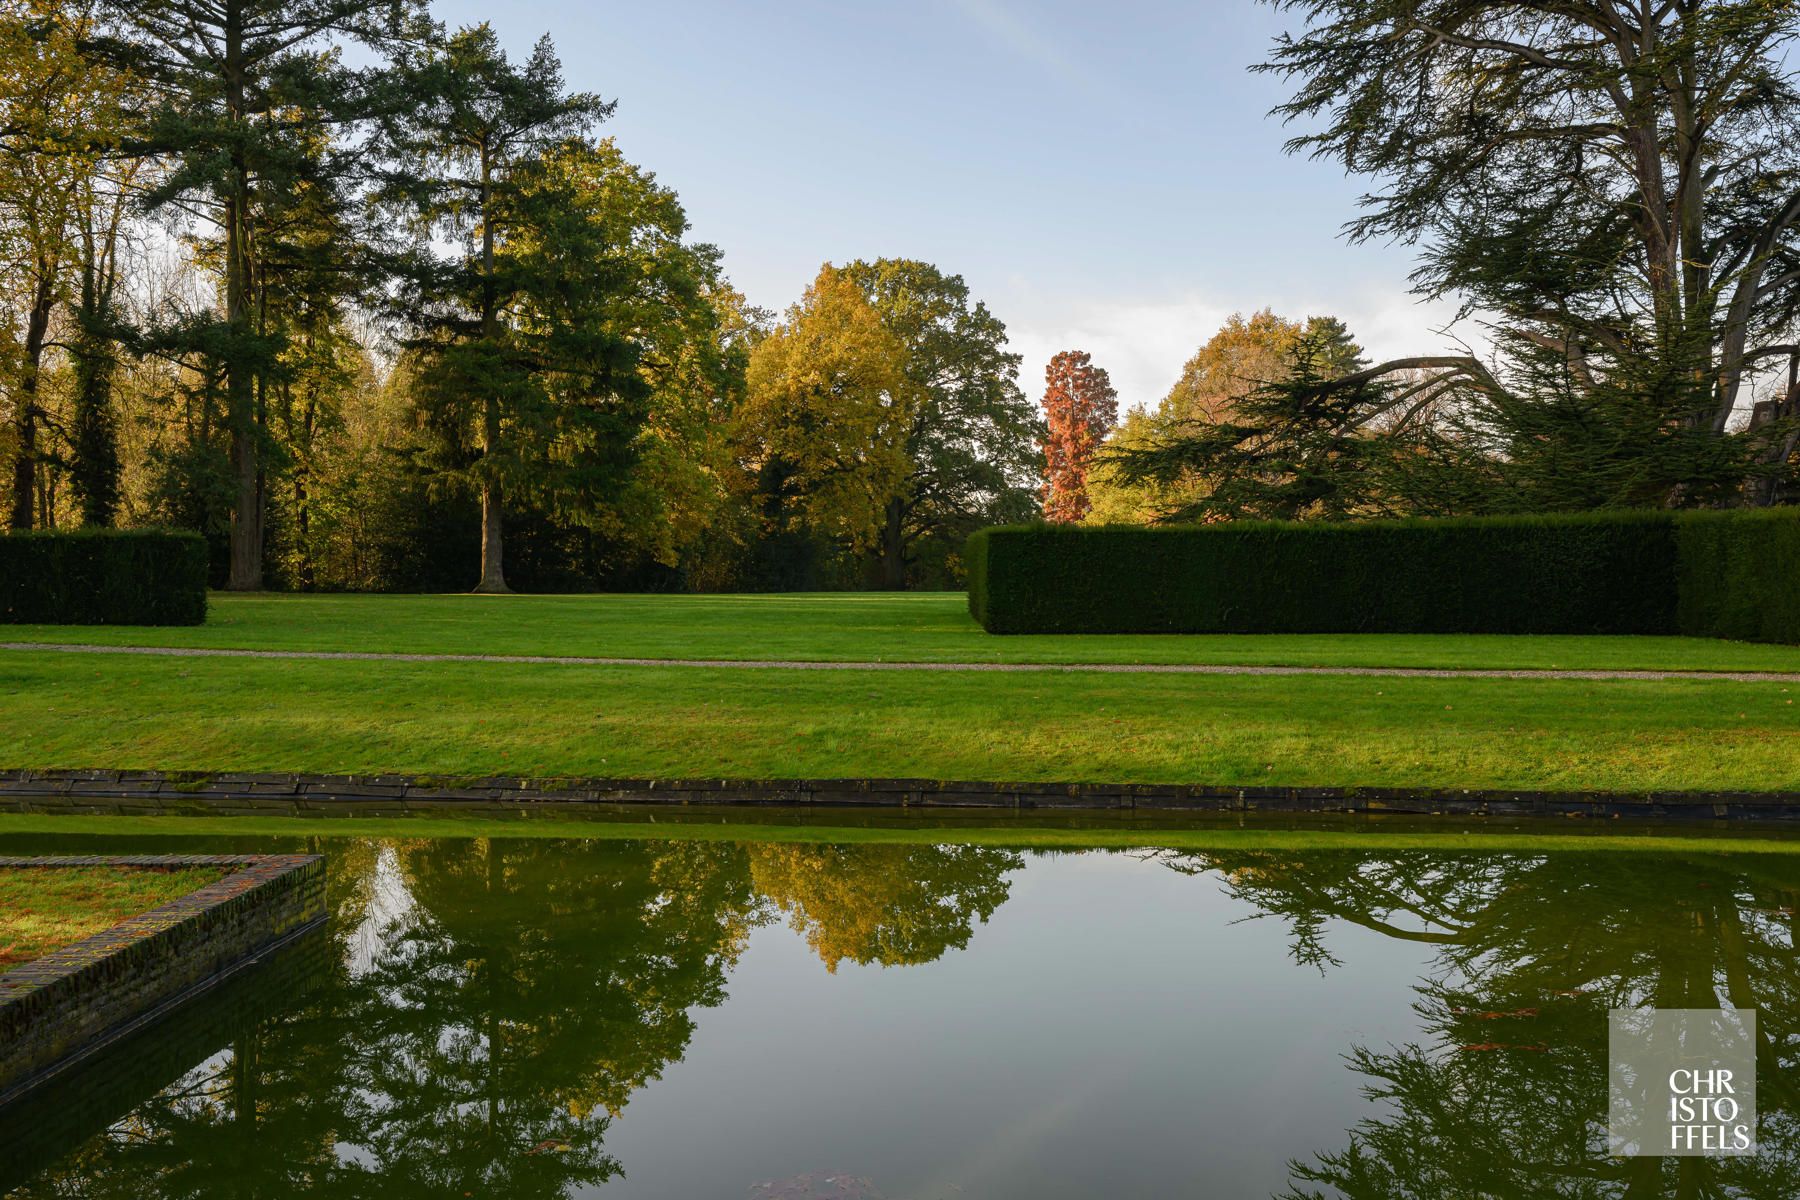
(1038, 350, 1117, 522)
(738, 265, 917, 556)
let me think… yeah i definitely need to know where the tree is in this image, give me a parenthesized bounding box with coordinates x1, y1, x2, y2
(1258, 0, 1800, 507)
(1087, 310, 1364, 522)
(1104, 319, 1405, 521)
(738, 264, 917, 557)
(1154, 846, 1800, 1198)
(1038, 349, 1117, 522)
(839, 259, 1041, 588)
(531, 139, 744, 583)
(380, 24, 616, 593)
(95, 0, 416, 586)
(65, 147, 146, 527)
(0, 0, 114, 528)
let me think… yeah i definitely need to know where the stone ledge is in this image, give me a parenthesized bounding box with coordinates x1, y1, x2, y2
(0, 853, 326, 1105)
(1, 767, 1799, 821)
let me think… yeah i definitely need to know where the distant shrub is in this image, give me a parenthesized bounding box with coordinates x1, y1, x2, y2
(969, 511, 1722, 637)
(0, 530, 209, 625)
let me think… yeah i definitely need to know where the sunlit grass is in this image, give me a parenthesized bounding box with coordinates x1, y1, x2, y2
(7, 591, 1800, 671)
(4, 812, 1800, 855)
(2, 650, 1798, 792)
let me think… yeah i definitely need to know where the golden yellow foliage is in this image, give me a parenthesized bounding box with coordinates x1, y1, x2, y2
(738, 265, 919, 552)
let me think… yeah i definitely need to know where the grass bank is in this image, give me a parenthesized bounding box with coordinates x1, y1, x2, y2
(0, 864, 223, 968)
(10, 592, 1800, 672)
(2, 649, 1798, 792)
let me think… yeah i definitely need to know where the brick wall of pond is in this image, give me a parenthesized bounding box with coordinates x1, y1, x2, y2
(0, 855, 325, 1102)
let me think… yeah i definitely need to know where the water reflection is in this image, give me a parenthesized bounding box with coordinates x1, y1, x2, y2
(749, 843, 1021, 971)
(3, 837, 1799, 1198)
(2, 839, 1020, 1198)
(1159, 850, 1800, 1199)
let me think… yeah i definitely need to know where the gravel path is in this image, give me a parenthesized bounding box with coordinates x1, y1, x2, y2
(5, 640, 1800, 683)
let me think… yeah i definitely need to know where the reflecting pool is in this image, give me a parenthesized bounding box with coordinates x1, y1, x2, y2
(2, 833, 1798, 1198)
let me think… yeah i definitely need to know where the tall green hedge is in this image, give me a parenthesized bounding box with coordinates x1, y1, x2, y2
(967, 510, 1800, 642)
(1675, 509, 1800, 643)
(0, 530, 209, 625)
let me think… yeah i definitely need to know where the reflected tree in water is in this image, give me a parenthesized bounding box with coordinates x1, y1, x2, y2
(1161, 850, 1800, 1199)
(9, 837, 761, 1199)
(335, 836, 764, 1194)
(8, 837, 1028, 1198)
(748, 843, 1023, 971)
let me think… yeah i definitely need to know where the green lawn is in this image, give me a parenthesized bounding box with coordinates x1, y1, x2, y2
(2, 648, 1797, 791)
(0, 864, 224, 969)
(7, 591, 1800, 672)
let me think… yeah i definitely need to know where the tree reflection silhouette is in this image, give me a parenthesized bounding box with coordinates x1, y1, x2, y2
(1160, 849, 1800, 1199)
(9, 839, 760, 1198)
(6, 837, 1023, 1198)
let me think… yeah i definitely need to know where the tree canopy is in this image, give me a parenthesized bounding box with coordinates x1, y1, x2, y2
(1248, 0, 1800, 508)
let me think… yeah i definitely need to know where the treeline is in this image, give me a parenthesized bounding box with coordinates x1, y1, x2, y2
(14, 1, 1800, 596)
(0, 1, 1041, 592)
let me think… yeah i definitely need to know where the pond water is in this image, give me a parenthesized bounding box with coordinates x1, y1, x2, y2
(1, 832, 1796, 1199)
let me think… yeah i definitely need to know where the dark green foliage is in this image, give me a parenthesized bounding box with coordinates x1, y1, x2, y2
(970, 510, 1800, 641)
(1676, 510, 1800, 645)
(1441, 340, 1773, 514)
(96, 0, 424, 590)
(67, 379, 122, 528)
(0, 530, 208, 625)
(969, 513, 1685, 636)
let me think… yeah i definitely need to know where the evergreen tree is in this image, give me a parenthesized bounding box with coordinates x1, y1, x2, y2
(94, 0, 419, 585)
(1259, 0, 1800, 506)
(1107, 321, 1426, 521)
(1039, 350, 1117, 522)
(378, 24, 615, 593)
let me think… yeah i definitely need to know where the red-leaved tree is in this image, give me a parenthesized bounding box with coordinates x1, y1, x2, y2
(1039, 350, 1118, 522)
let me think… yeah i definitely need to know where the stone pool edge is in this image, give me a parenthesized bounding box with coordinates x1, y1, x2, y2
(0, 854, 326, 1106)
(4, 767, 1800, 821)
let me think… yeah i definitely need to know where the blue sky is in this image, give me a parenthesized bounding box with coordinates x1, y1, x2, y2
(433, 0, 1468, 409)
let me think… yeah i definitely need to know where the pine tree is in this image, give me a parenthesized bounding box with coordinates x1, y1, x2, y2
(94, 0, 419, 585)
(378, 24, 614, 593)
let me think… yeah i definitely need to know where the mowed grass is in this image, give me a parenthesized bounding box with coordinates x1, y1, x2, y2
(7, 591, 1800, 672)
(6, 813, 1800, 855)
(0, 864, 223, 968)
(3, 649, 1799, 791)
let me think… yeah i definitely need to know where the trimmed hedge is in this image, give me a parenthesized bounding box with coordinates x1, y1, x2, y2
(0, 530, 209, 625)
(967, 509, 1800, 642)
(1676, 509, 1800, 643)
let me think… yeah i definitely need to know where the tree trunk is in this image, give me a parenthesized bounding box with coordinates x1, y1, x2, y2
(471, 141, 509, 594)
(475, 470, 509, 594)
(8, 277, 53, 530)
(878, 496, 906, 590)
(224, 1, 262, 591)
(295, 377, 316, 589)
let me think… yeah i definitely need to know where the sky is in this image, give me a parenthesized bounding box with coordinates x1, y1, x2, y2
(432, 0, 1472, 412)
